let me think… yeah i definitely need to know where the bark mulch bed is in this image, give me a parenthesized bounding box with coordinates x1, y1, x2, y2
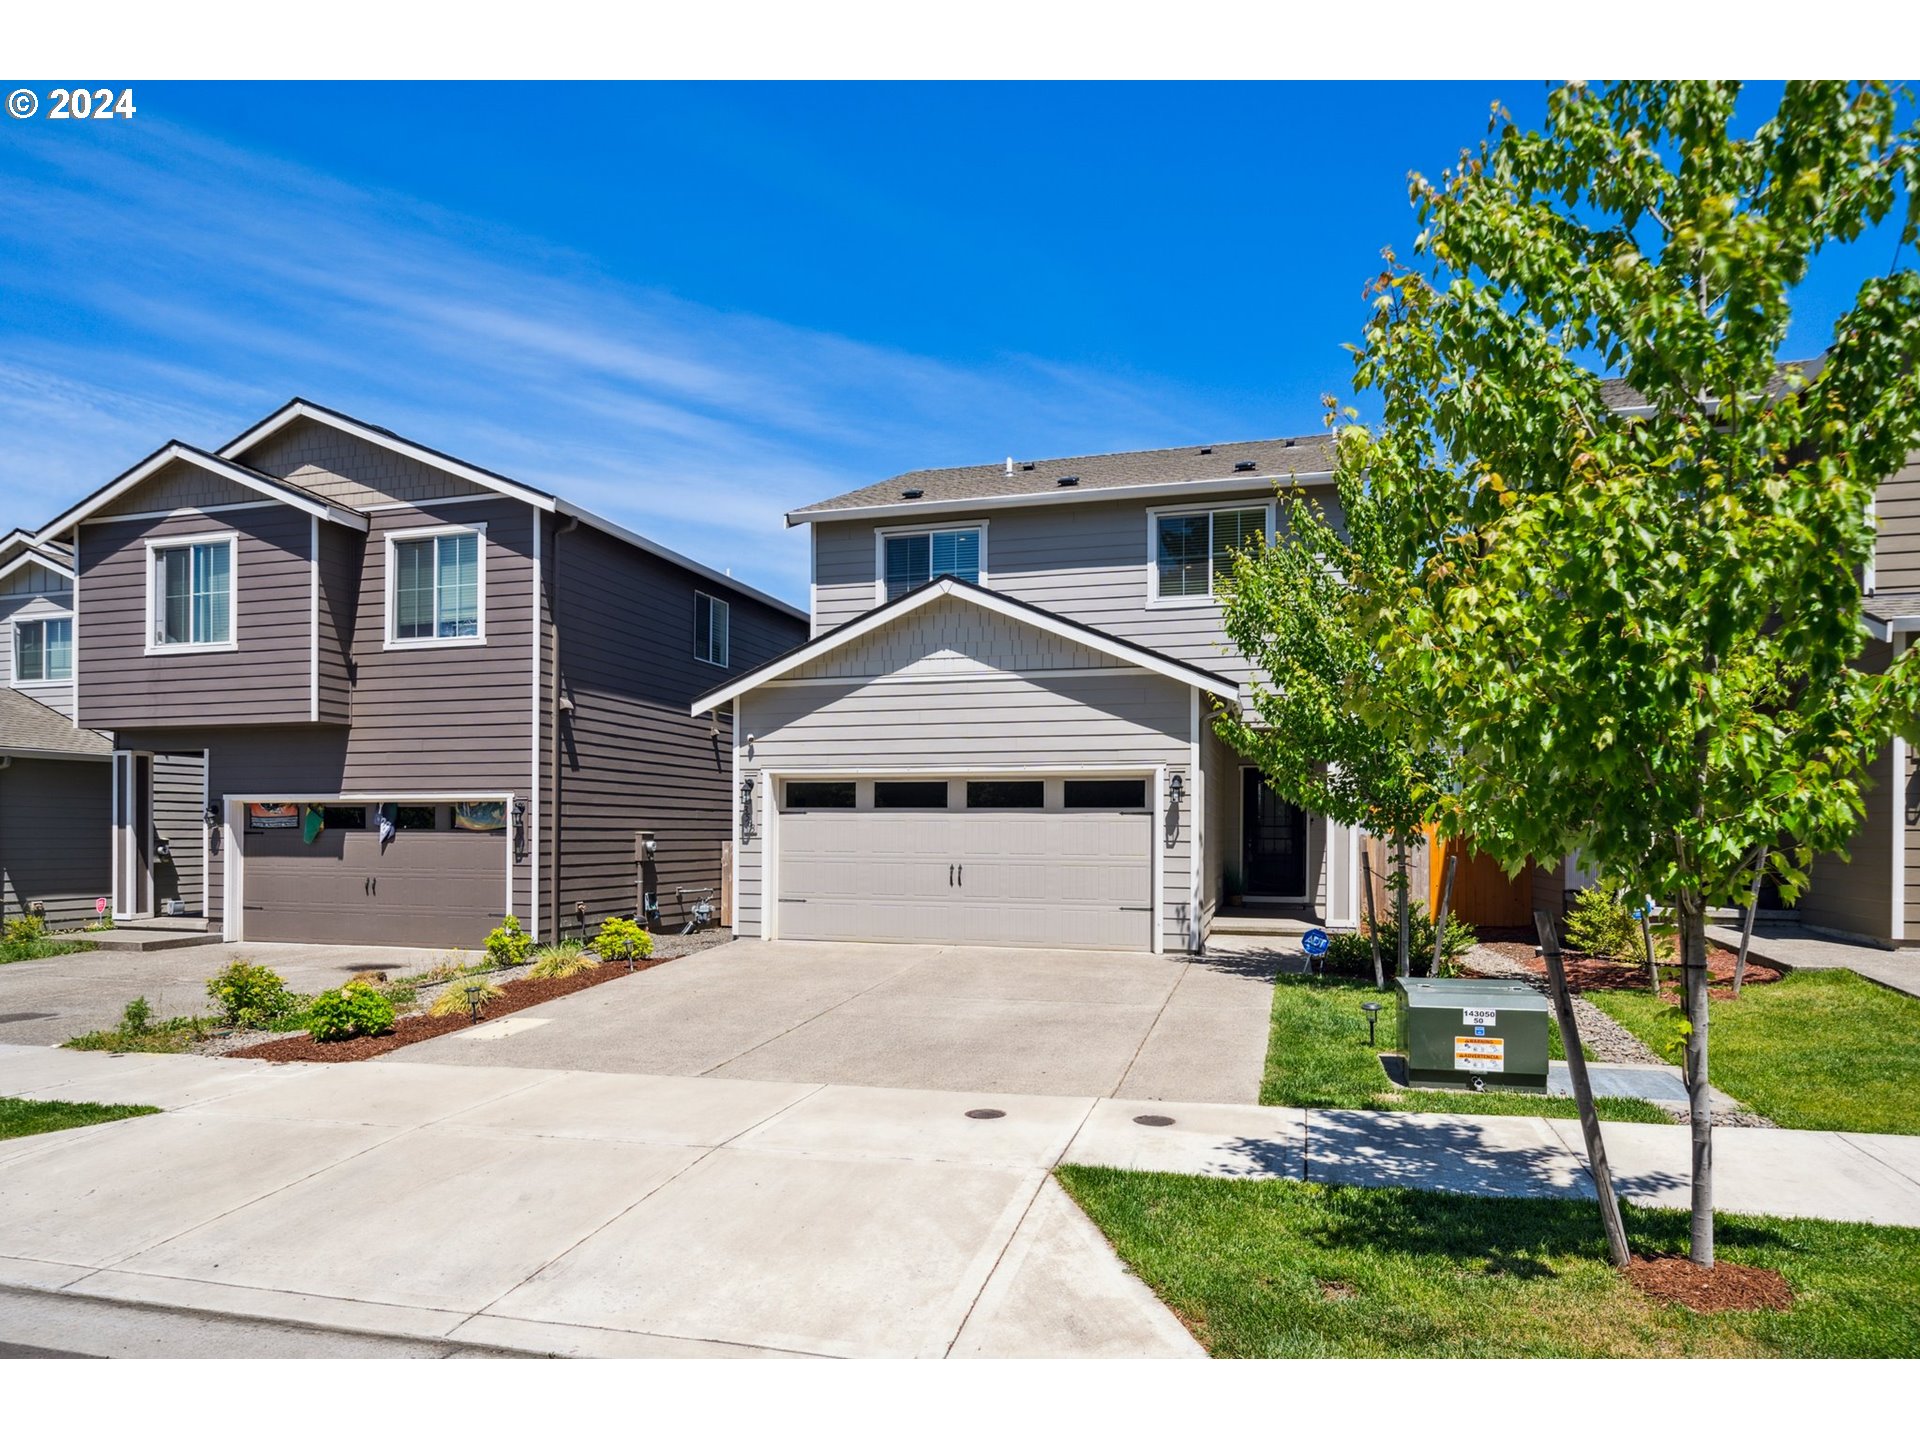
(231, 956, 671, 1063)
(1478, 941, 1783, 1000)
(1626, 1255, 1794, 1313)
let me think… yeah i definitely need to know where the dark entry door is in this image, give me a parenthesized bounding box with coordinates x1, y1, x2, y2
(1242, 770, 1307, 898)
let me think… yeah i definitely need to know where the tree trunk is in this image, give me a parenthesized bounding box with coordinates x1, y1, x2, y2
(1360, 846, 1386, 991)
(1639, 904, 1660, 992)
(1678, 892, 1715, 1267)
(1395, 839, 1411, 979)
(1734, 848, 1766, 998)
(1431, 852, 1459, 976)
(1535, 910, 1632, 1268)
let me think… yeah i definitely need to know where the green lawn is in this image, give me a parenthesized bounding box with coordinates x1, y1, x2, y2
(1057, 1166, 1920, 1357)
(0, 1096, 159, 1141)
(0, 936, 94, 965)
(1263, 975, 1673, 1125)
(1589, 969, 1920, 1133)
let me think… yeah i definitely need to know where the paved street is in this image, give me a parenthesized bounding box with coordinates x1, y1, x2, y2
(391, 939, 1279, 1104)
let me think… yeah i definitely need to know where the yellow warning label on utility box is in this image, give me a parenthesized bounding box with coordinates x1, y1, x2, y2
(1455, 1037, 1505, 1072)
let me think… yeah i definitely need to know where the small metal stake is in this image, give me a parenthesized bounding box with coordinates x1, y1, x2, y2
(1360, 1001, 1382, 1046)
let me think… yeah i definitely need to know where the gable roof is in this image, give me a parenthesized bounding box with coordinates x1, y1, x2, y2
(691, 574, 1240, 714)
(34, 441, 370, 542)
(0, 687, 110, 761)
(786, 434, 1336, 527)
(0, 529, 74, 585)
(1598, 358, 1825, 415)
(220, 399, 806, 622)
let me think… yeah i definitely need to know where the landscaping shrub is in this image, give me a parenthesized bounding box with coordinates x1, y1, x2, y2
(1563, 886, 1674, 962)
(206, 960, 296, 1028)
(484, 914, 533, 969)
(306, 981, 396, 1042)
(64, 997, 215, 1054)
(4, 914, 48, 947)
(593, 915, 654, 966)
(528, 940, 599, 981)
(0, 913, 91, 964)
(1319, 903, 1475, 979)
(428, 975, 504, 1019)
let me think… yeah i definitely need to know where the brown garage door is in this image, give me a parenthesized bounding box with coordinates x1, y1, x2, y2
(243, 827, 506, 947)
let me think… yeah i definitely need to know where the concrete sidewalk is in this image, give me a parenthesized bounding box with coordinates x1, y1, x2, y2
(0, 1045, 1199, 1359)
(1706, 922, 1920, 1000)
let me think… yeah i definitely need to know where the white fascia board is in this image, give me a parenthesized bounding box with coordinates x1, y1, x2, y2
(0, 550, 73, 585)
(0, 745, 111, 762)
(219, 401, 558, 514)
(35, 443, 368, 541)
(553, 500, 806, 623)
(689, 576, 1239, 714)
(785, 471, 1334, 528)
(1863, 614, 1920, 643)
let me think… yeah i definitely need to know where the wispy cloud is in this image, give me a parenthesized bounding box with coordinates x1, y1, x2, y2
(0, 121, 1246, 600)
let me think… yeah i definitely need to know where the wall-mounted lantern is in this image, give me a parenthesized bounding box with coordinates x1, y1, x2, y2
(512, 799, 528, 862)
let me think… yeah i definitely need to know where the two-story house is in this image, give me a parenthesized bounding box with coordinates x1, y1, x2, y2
(34, 400, 806, 948)
(0, 529, 111, 927)
(692, 438, 1360, 954)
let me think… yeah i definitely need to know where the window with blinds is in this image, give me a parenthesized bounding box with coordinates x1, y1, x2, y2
(389, 530, 482, 644)
(1153, 506, 1266, 601)
(883, 527, 981, 601)
(151, 537, 233, 648)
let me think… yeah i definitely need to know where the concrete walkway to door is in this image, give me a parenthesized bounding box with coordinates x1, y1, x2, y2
(390, 940, 1278, 1104)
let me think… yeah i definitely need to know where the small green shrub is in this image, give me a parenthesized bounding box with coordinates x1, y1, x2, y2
(4, 914, 48, 947)
(306, 982, 396, 1042)
(1563, 886, 1674, 963)
(528, 941, 599, 981)
(122, 996, 153, 1034)
(1319, 903, 1475, 979)
(206, 960, 296, 1028)
(428, 976, 504, 1019)
(593, 916, 654, 966)
(64, 997, 215, 1053)
(484, 915, 533, 969)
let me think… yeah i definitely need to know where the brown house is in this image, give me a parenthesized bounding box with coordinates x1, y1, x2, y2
(34, 400, 805, 947)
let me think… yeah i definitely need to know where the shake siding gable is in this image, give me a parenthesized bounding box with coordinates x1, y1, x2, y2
(78, 505, 314, 729)
(97, 457, 261, 517)
(237, 417, 491, 510)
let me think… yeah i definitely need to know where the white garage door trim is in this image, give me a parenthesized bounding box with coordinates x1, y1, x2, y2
(761, 764, 1165, 954)
(221, 790, 517, 943)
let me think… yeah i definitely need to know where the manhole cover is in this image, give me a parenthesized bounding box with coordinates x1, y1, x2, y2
(0, 1012, 55, 1023)
(965, 1108, 1007, 1120)
(1133, 1114, 1176, 1127)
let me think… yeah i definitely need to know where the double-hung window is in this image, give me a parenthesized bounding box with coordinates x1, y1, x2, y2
(388, 528, 483, 646)
(695, 591, 730, 667)
(1151, 505, 1268, 604)
(882, 526, 981, 602)
(13, 617, 72, 682)
(150, 537, 234, 649)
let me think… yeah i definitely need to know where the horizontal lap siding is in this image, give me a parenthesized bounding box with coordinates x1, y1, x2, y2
(1801, 636, 1897, 942)
(151, 753, 206, 913)
(1875, 452, 1920, 591)
(0, 757, 110, 927)
(2, 584, 75, 719)
(738, 664, 1196, 951)
(78, 505, 313, 728)
(552, 524, 804, 939)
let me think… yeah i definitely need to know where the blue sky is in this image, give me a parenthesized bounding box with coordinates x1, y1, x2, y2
(0, 81, 1894, 603)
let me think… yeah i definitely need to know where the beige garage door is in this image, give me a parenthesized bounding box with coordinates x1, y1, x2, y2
(777, 804, 1153, 950)
(243, 826, 505, 947)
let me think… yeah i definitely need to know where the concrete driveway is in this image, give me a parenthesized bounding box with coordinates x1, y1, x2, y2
(392, 940, 1278, 1103)
(0, 1045, 1199, 1358)
(0, 942, 472, 1046)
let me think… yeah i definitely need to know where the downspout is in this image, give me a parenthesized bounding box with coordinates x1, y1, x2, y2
(548, 515, 579, 941)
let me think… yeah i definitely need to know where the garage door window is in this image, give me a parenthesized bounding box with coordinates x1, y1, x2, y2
(786, 780, 855, 808)
(874, 780, 949, 808)
(321, 806, 369, 830)
(1063, 778, 1147, 809)
(967, 780, 1044, 808)
(395, 805, 439, 830)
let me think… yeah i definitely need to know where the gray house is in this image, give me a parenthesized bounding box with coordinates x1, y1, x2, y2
(35, 400, 806, 947)
(693, 438, 1360, 954)
(0, 529, 112, 927)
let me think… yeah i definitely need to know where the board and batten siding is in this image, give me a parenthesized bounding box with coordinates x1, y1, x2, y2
(2, 565, 75, 719)
(808, 486, 1344, 695)
(1874, 449, 1920, 592)
(734, 595, 1200, 952)
(77, 502, 315, 729)
(547, 521, 804, 937)
(0, 756, 109, 927)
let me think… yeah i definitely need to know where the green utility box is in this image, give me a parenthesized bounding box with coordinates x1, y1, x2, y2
(1394, 977, 1549, 1093)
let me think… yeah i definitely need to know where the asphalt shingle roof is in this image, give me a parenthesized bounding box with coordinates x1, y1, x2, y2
(0, 688, 110, 760)
(1863, 591, 1920, 625)
(788, 433, 1337, 521)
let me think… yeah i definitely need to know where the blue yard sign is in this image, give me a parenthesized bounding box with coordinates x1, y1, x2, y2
(1301, 927, 1330, 957)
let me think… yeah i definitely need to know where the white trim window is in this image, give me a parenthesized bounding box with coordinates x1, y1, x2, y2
(13, 616, 73, 683)
(695, 591, 731, 667)
(1148, 503, 1272, 606)
(386, 526, 485, 648)
(148, 535, 236, 651)
(879, 524, 983, 602)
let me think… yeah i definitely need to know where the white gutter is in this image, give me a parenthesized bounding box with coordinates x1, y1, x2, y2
(785, 470, 1334, 528)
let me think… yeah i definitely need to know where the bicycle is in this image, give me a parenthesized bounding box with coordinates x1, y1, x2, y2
(676, 887, 717, 934)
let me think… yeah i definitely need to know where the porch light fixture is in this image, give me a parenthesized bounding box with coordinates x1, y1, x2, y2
(1360, 1001, 1382, 1046)
(1168, 773, 1185, 804)
(512, 799, 528, 862)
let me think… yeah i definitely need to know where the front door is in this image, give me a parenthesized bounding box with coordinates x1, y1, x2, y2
(1242, 769, 1307, 899)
